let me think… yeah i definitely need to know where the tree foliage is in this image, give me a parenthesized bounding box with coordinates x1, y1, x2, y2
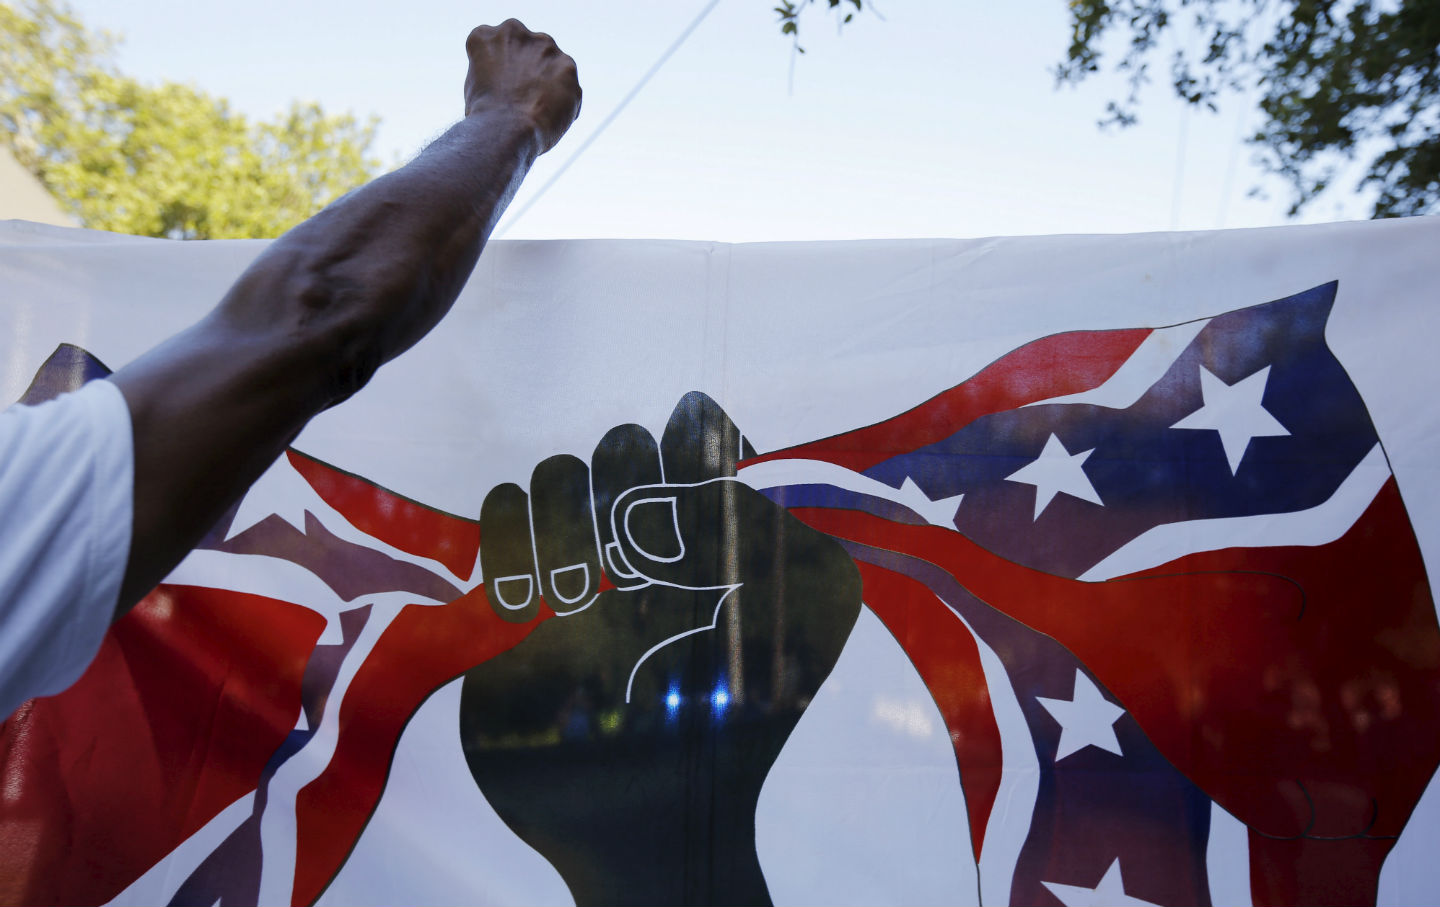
(0, 0, 380, 238)
(774, 0, 865, 53)
(1056, 0, 1440, 218)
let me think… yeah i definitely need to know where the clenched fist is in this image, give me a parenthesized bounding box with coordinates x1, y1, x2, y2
(459, 393, 862, 905)
(464, 19, 582, 155)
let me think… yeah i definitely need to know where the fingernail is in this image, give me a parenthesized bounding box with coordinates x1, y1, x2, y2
(491, 574, 534, 610)
(548, 563, 590, 605)
(623, 496, 684, 563)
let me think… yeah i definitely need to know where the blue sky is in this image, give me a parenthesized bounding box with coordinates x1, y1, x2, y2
(66, 0, 1375, 241)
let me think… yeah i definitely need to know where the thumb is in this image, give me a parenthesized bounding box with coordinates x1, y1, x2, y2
(610, 478, 761, 590)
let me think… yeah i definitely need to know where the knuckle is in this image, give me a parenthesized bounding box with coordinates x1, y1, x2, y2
(465, 26, 492, 52)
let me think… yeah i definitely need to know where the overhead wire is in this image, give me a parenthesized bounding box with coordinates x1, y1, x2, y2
(494, 0, 723, 238)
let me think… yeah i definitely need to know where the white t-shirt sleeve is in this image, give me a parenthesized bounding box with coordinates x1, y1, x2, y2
(0, 379, 133, 717)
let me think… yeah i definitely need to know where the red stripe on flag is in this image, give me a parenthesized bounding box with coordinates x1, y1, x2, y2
(837, 550, 1001, 863)
(287, 451, 481, 581)
(290, 590, 551, 906)
(746, 328, 1150, 473)
(794, 482, 1440, 905)
(0, 586, 324, 906)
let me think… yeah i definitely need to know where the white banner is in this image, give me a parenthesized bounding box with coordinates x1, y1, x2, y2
(2, 216, 1438, 907)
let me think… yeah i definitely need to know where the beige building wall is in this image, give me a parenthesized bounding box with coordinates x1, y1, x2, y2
(0, 146, 74, 226)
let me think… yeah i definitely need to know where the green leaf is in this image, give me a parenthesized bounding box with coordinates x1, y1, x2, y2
(0, 0, 381, 237)
(1055, 0, 1440, 217)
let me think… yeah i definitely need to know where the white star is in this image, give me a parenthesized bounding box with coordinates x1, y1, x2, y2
(1036, 669, 1124, 761)
(1170, 364, 1290, 474)
(1005, 434, 1103, 520)
(897, 476, 965, 527)
(1041, 858, 1159, 907)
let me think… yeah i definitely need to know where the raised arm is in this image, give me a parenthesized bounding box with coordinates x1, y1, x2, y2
(108, 20, 581, 614)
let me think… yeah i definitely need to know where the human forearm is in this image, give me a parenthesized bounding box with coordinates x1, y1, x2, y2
(107, 21, 580, 615)
(211, 106, 541, 408)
